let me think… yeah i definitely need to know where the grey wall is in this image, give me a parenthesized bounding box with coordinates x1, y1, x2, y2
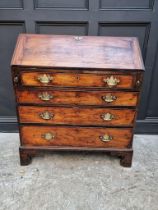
(0, 0, 158, 133)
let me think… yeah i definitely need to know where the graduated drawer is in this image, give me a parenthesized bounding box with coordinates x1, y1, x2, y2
(16, 89, 139, 107)
(20, 126, 132, 148)
(18, 106, 136, 126)
(20, 71, 137, 89)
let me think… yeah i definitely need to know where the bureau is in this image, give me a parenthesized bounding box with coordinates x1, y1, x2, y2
(11, 34, 144, 167)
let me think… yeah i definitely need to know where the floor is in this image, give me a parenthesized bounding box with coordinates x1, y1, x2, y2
(0, 133, 157, 210)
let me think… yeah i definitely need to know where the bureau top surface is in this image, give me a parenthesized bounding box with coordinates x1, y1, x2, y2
(11, 34, 144, 70)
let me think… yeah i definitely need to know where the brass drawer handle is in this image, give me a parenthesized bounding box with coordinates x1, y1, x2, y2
(39, 111, 54, 120)
(136, 80, 141, 87)
(14, 76, 19, 83)
(41, 132, 55, 141)
(102, 94, 117, 103)
(37, 74, 53, 84)
(101, 113, 115, 121)
(103, 76, 120, 88)
(100, 134, 113, 142)
(38, 92, 53, 101)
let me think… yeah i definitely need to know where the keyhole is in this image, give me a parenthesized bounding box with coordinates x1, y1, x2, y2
(76, 75, 80, 80)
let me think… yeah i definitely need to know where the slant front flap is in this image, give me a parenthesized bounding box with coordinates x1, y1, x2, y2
(11, 34, 144, 70)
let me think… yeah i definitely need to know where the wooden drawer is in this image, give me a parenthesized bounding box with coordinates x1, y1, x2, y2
(18, 106, 136, 126)
(20, 71, 137, 89)
(20, 126, 132, 148)
(16, 89, 139, 107)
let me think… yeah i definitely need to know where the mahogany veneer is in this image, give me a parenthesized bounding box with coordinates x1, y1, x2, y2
(16, 89, 139, 106)
(11, 34, 144, 167)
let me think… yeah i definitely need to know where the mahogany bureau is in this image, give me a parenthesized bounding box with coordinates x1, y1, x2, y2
(11, 34, 144, 167)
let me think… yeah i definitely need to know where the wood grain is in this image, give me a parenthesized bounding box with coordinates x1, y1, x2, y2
(21, 126, 133, 148)
(18, 106, 136, 126)
(16, 89, 139, 106)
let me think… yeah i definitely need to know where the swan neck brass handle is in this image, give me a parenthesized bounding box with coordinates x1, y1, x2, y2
(41, 132, 55, 141)
(101, 113, 115, 121)
(38, 92, 53, 101)
(102, 94, 117, 103)
(100, 134, 113, 142)
(103, 76, 120, 88)
(37, 74, 53, 84)
(39, 111, 54, 120)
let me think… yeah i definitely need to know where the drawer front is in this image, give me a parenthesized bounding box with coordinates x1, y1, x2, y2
(18, 106, 136, 126)
(20, 72, 136, 89)
(21, 126, 132, 148)
(16, 89, 139, 107)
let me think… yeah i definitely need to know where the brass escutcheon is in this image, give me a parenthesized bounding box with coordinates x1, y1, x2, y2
(37, 74, 53, 84)
(101, 113, 115, 121)
(39, 111, 54, 120)
(38, 92, 53, 101)
(99, 134, 113, 142)
(103, 76, 120, 88)
(74, 36, 83, 41)
(102, 94, 117, 103)
(41, 132, 55, 141)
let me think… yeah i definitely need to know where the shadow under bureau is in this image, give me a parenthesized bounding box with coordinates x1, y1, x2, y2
(11, 34, 144, 167)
